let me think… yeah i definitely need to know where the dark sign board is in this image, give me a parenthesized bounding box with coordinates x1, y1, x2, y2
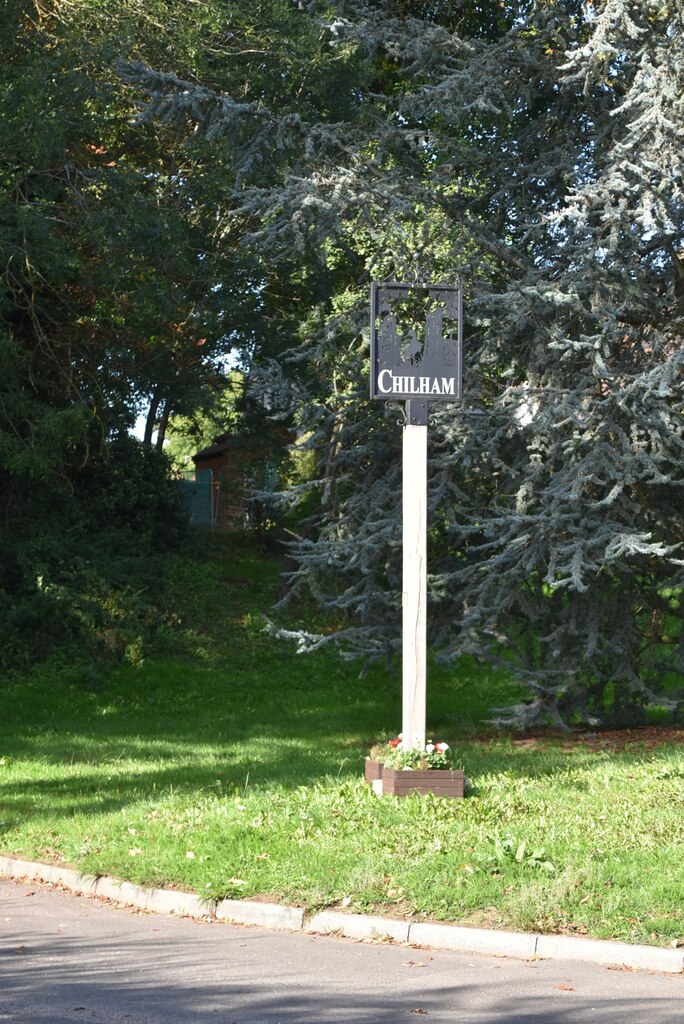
(370, 282, 463, 402)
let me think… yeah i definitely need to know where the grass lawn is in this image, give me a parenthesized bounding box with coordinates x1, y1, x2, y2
(1, 536, 682, 947)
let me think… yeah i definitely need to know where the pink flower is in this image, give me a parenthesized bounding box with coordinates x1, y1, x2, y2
(388, 738, 402, 748)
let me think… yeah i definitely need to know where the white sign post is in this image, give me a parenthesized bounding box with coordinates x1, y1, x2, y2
(402, 408, 428, 748)
(370, 282, 463, 751)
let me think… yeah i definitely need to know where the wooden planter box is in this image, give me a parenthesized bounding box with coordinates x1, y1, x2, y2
(364, 758, 383, 784)
(364, 759, 465, 798)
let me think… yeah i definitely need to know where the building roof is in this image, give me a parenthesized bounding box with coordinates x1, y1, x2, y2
(193, 434, 238, 463)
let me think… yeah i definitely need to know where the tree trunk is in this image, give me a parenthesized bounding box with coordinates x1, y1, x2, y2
(143, 389, 162, 447)
(155, 399, 171, 450)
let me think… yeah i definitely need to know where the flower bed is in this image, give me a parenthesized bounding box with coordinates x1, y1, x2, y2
(383, 765, 465, 797)
(365, 737, 465, 798)
(364, 759, 465, 797)
(364, 758, 383, 784)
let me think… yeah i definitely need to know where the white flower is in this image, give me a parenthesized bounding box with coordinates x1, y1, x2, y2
(425, 743, 435, 753)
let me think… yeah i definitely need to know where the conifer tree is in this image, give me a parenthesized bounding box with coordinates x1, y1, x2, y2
(126, 0, 684, 727)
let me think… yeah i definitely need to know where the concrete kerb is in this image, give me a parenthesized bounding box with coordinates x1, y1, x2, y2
(534, 934, 684, 973)
(216, 898, 305, 931)
(408, 921, 536, 959)
(307, 910, 410, 943)
(1, 855, 682, 974)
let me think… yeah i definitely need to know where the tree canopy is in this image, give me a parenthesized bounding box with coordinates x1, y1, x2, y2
(2, 1, 682, 728)
(124, 0, 684, 727)
(0, 0, 240, 667)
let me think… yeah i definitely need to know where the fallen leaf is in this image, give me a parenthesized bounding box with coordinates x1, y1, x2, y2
(227, 878, 246, 886)
(15, 946, 25, 955)
(557, 985, 575, 992)
(402, 961, 426, 968)
(670, 938, 684, 949)
(410, 1010, 429, 1016)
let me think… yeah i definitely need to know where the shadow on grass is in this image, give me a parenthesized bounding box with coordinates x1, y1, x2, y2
(0, 726, 681, 829)
(0, 740, 366, 818)
(1, 644, 681, 827)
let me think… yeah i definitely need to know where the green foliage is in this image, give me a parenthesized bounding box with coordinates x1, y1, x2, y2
(164, 375, 244, 473)
(477, 835, 557, 875)
(0, 1, 250, 669)
(0, 430, 188, 673)
(370, 739, 459, 770)
(3, 0, 682, 731)
(122, 0, 684, 728)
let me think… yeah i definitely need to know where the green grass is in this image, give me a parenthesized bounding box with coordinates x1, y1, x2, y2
(0, 536, 682, 947)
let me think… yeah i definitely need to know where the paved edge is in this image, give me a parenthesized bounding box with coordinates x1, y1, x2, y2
(1, 855, 682, 974)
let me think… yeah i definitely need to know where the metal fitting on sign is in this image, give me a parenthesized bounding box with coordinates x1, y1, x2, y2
(405, 399, 429, 426)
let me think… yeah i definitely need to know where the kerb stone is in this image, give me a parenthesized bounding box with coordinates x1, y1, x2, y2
(408, 922, 537, 958)
(215, 899, 304, 931)
(306, 911, 410, 943)
(93, 877, 150, 909)
(536, 935, 684, 974)
(0, 856, 42, 881)
(143, 887, 213, 918)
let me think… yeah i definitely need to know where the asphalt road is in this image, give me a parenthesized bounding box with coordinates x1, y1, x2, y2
(0, 878, 681, 1024)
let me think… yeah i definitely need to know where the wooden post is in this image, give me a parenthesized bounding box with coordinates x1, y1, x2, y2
(402, 403, 428, 749)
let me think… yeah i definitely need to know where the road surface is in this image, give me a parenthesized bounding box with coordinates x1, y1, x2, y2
(0, 878, 681, 1023)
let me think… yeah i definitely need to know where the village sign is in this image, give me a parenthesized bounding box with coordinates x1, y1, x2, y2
(370, 281, 464, 750)
(370, 282, 463, 410)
